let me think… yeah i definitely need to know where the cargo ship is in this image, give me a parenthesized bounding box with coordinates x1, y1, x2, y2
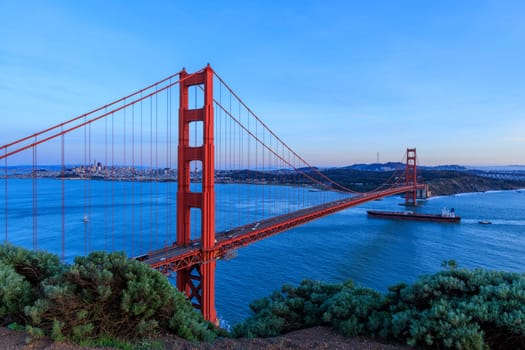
(367, 207, 460, 223)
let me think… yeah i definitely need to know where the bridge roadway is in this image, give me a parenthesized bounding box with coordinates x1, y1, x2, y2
(142, 185, 424, 273)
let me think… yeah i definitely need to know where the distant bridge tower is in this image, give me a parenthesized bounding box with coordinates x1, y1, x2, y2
(405, 148, 418, 206)
(177, 65, 217, 323)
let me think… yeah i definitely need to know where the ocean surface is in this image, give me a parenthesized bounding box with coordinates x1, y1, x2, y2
(2, 180, 524, 326)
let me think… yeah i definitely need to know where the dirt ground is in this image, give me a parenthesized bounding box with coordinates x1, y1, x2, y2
(1, 326, 416, 350)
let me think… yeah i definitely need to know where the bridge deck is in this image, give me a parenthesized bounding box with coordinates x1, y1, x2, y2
(143, 185, 424, 272)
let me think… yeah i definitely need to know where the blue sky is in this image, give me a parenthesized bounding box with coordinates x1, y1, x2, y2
(1, 0, 524, 166)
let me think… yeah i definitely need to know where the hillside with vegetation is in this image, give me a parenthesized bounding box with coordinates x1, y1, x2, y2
(1, 244, 524, 349)
(320, 167, 525, 195)
(0, 244, 222, 347)
(228, 167, 525, 196)
(419, 169, 525, 195)
(233, 261, 525, 350)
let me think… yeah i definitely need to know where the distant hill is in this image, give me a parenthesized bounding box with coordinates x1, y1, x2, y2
(342, 162, 404, 171)
(342, 163, 469, 172)
(467, 165, 525, 171)
(419, 169, 525, 195)
(234, 164, 525, 195)
(422, 164, 468, 171)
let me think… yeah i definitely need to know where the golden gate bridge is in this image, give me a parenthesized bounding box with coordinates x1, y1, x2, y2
(0, 65, 426, 323)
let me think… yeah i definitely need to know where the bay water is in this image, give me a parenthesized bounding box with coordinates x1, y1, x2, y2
(2, 179, 524, 325)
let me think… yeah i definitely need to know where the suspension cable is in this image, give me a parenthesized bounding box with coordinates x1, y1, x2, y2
(213, 71, 358, 193)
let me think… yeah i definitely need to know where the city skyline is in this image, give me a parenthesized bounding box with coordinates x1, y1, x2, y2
(1, 1, 524, 166)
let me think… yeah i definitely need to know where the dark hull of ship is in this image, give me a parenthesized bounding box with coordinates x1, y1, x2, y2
(367, 210, 461, 223)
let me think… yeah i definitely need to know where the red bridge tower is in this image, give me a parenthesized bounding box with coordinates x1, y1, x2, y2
(405, 148, 418, 206)
(177, 65, 217, 323)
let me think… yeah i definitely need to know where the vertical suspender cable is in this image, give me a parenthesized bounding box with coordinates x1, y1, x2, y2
(270, 133, 273, 213)
(214, 94, 219, 228)
(298, 151, 302, 208)
(139, 95, 143, 252)
(131, 104, 135, 255)
(88, 122, 92, 253)
(155, 90, 159, 247)
(270, 133, 273, 214)
(277, 141, 281, 214)
(216, 82, 224, 229)
(217, 84, 220, 171)
(149, 94, 153, 251)
(282, 143, 286, 213)
(214, 102, 218, 227)
(222, 84, 226, 198)
(288, 149, 292, 213)
(169, 83, 173, 244)
(294, 156, 297, 207)
(104, 113, 108, 251)
(123, 101, 127, 252)
(227, 92, 233, 226)
(255, 116, 258, 222)
(32, 138, 37, 251)
(246, 106, 250, 225)
(165, 87, 170, 247)
(111, 113, 115, 251)
(4, 148, 7, 243)
(242, 105, 246, 225)
(262, 128, 265, 220)
(83, 117, 87, 255)
(61, 129, 65, 261)
(237, 100, 241, 226)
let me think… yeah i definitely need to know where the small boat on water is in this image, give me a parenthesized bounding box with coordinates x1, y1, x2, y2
(367, 207, 460, 223)
(83, 215, 89, 223)
(478, 220, 492, 224)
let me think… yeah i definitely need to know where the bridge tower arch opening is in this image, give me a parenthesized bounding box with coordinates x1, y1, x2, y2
(177, 65, 217, 323)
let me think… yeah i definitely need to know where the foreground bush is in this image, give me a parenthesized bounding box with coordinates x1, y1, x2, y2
(26, 251, 218, 341)
(384, 268, 525, 349)
(234, 265, 525, 349)
(0, 244, 64, 292)
(0, 245, 219, 342)
(233, 279, 345, 337)
(0, 244, 63, 324)
(0, 261, 32, 322)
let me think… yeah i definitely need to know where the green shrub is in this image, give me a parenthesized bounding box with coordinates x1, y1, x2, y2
(0, 243, 65, 326)
(24, 250, 217, 342)
(0, 244, 220, 343)
(234, 268, 525, 349)
(232, 279, 345, 337)
(322, 284, 384, 337)
(0, 261, 32, 324)
(0, 243, 64, 288)
(384, 268, 525, 349)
